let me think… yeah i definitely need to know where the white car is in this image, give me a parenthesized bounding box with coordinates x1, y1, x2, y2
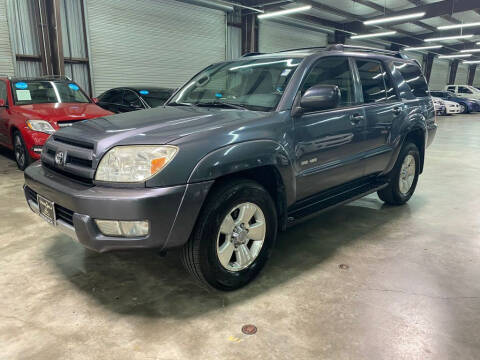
(444, 85, 480, 100)
(443, 99, 462, 115)
(432, 97, 445, 115)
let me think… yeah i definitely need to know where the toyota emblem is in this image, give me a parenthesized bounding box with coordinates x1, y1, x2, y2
(55, 151, 65, 166)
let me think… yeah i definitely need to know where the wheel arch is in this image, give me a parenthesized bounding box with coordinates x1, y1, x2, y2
(188, 140, 295, 231)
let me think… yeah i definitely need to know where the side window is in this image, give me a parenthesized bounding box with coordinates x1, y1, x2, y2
(123, 91, 142, 107)
(301, 56, 355, 106)
(355, 60, 388, 103)
(458, 86, 472, 94)
(447, 86, 456, 92)
(394, 62, 429, 98)
(0, 81, 7, 103)
(100, 90, 123, 104)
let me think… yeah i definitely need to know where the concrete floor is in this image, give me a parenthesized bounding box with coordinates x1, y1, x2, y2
(1, 115, 480, 359)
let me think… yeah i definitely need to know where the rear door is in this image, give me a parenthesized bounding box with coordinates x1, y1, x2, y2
(293, 56, 367, 200)
(353, 59, 404, 175)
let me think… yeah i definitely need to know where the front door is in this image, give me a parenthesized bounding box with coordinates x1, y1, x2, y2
(294, 56, 366, 201)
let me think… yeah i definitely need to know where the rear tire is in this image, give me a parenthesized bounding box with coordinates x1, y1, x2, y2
(13, 131, 32, 171)
(378, 142, 420, 205)
(181, 179, 277, 291)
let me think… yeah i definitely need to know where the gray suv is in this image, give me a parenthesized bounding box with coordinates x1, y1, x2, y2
(24, 45, 437, 290)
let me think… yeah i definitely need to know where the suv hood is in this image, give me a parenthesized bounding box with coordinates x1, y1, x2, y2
(14, 102, 113, 122)
(53, 106, 271, 151)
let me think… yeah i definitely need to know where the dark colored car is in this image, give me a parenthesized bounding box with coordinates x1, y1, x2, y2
(430, 90, 480, 114)
(0, 76, 113, 170)
(24, 45, 436, 290)
(96, 86, 174, 113)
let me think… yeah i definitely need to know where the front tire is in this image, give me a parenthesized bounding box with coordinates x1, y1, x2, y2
(459, 103, 469, 114)
(13, 131, 32, 171)
(181, 179, 277, 291)
(378, 142, 420, 205)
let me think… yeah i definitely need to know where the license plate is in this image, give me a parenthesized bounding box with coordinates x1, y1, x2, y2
(37, 195, 56, 225)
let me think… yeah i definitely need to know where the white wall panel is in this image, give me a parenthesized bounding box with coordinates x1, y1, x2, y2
(0, 0, 14, 75)
(455, 63, 468, 84)
(429, 59, 449, 90)
(86, 0, 226, 95)
(259, 21, 327, 53)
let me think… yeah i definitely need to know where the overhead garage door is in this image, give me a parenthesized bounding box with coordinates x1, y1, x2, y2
(455, 63, 468, 84)
(259, 21, 327, 53)
(86, 0, 226, 95)
(429, 59, 449, 91)
(0, 0, 14, 75)
(474, 67, 480, 87)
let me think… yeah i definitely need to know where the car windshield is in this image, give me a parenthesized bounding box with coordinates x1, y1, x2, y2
(12, 81, 90, 105)
(169, 57, 303, 111)
(139, 89, 173, 108)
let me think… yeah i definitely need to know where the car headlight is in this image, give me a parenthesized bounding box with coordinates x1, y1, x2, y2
(95, 145, 178, 182)
(26, 120, 55, 134)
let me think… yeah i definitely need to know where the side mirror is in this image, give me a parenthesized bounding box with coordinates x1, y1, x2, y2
(300, 85, 341, 113)
(0, 99, 6, 107)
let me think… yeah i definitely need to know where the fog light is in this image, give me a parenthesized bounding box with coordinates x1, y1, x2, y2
(95, 220, 149, 237)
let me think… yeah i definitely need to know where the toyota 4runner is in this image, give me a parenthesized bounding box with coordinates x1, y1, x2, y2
(24, 45, 437, 290)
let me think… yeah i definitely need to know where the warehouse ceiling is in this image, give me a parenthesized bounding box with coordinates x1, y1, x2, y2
(234, 0, 480, 59)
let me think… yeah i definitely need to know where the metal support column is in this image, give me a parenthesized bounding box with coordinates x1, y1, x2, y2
(423, 53, 435, 84)
(467, 64, 477, 85)
(448, 59, 459, 85)
(241, 11, 258, 55)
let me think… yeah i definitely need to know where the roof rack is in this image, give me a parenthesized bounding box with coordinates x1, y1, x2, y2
(326, 44, 407, 59)
(275, 46, 327, 53)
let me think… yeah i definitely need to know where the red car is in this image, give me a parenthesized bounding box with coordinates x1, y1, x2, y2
(0, 76, 113, 169)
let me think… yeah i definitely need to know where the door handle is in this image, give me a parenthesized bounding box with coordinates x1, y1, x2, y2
(349, 113, 364, 125)
(393, 106, 402, 115)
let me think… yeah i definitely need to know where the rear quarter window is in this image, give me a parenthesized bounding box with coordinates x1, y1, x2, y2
(393, 62, 429, 99)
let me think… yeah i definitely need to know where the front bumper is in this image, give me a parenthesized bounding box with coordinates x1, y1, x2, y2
(24, 162, 213, 252)
(445, 105, 461, 114)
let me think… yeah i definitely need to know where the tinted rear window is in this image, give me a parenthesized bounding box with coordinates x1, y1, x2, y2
(394, 62, 429, 98)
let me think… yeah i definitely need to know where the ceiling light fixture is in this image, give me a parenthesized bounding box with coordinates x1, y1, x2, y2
(257, 5, 312, 19)
(460, 49, 480, 53)
(437, 22, 480, 30)
(364, 12, 425, 25)
(425, 35, 474, 42)
(463, 60, 480, 64)
(403, 45, 443, 51)
(438, 54, 472, 59)
(350, 31, 397, 39)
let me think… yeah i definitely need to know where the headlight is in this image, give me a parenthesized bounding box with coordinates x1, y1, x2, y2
(95, 145, 178, 182)
(26, 120, 55, 134)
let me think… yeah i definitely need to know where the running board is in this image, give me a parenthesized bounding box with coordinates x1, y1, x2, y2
(287, 180, 388, 222)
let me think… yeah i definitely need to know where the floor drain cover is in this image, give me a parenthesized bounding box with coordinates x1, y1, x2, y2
(339, 264, 349, 270)
(242, 324, 257, 335)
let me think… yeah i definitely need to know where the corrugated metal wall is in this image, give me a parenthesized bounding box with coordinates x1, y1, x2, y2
(455, 63, 468, 84)
(86, 0, 226, 96)
(0, 0, 14, 75)
(429, 59, 449, 90)
(259, 21, 327, 53)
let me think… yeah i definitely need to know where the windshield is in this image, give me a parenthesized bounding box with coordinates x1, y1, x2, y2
(12, 81, 90, 105)
(169, 57, 302, 111)
(139, 89, 173, 108)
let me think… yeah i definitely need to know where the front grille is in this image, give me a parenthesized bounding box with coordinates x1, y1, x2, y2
(55, 204, 74, 226)
(42, 136, 95, 184)
(25, 186, 74, 226)
(57, 119, 85, 128)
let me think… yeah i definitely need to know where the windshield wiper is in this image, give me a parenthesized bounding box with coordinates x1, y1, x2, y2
(195, 101, 247, 110)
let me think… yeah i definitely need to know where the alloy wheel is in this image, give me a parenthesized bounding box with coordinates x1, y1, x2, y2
(216, 202, 266, 272)
(14, 135, 25, 168)
(399, 154, 416, 195)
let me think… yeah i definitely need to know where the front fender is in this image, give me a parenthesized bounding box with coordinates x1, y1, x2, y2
(188, 140, 295, 205)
